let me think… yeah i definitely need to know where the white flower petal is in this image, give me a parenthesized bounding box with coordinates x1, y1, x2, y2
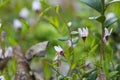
(109, 28, 113, 35)
(0, 75, 5, 80)
(54, 45, 63, 53)
(13, 19, 22, 29)
(19, 8, 29, 19)
(32, 0, 41, 11)
(78, 28, 83, 37)
(5, 47, 13, 58)
(78, 27, 88, 37)
(58, 45, 63, 51)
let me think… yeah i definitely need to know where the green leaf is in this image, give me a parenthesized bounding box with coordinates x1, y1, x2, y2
(8, 37, 18, 46)
(58, 36, 69, 41)
(70, 31, 78, 35)
(89, 15, 105, 23)
(81, 0, 103, 14)
(104, 16, 118, 28)
(109, 71, 118, 78)
(21, 20, 29, 35)
(71, 63, 77, 70)
(106, 0, 120, 7)
(89, 44, 98, 54)
(72, 37, 79, 44)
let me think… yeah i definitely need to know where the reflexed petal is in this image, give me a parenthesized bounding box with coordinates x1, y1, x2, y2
(105, 28, 109, 36)
(109, 28, 113, 35)
(54, 45, 63, 52)
(58, 46, 63, 51)
(78, 28, 83, 36)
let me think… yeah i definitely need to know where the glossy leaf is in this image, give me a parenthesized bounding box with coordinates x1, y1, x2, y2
(89, 44, 99, 54)
(104, 16, 118, 28)
(70, 31, 78, 35)
(72, 37, 79, 44)
(58, 36, 69, 41)
(89, 15, 105, 23)
(81, 0, 103, 14)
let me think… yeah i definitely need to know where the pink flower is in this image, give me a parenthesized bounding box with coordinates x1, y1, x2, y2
(54, 45, 64, 57)
(103, 28, 112, 44)
(78, 27, 88, 41)
(54, 45, 65, 66)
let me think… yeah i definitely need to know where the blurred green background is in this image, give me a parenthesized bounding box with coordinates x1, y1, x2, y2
(0, 0, 120, 79)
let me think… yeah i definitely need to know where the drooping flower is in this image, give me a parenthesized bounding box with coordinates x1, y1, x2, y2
(103, 28, 113, 44)
(54, 45, 65, 66)
(13, 19, 22, 30)
(0, 75, 5, 80)
(19, 8, 29, 19)
(32, 0, 41, 12)
(78, 27, 88, 41)
(54, 45, 64, 57)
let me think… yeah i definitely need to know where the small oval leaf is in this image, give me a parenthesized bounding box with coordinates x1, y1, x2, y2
(71, 31, 78, 35)
(58, 37, 69, 41)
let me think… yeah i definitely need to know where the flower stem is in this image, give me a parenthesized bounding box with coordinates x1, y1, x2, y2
(55, 10, 74, 76)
